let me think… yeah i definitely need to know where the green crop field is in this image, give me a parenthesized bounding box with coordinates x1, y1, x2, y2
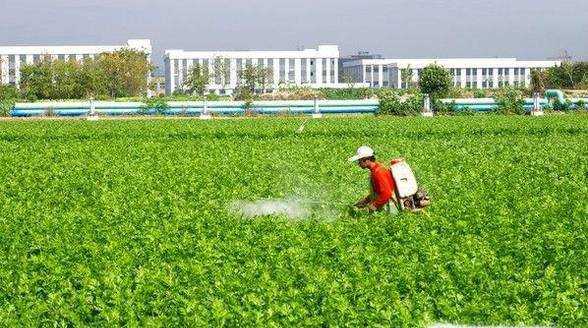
(0, 115, 586, 327)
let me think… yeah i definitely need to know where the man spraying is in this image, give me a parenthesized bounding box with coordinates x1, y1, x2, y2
(349, 146, 399, 215)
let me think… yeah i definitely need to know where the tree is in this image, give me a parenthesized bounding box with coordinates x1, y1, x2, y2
(239, 64, 272, 94)
(20, 58, 54, 100)
(419, 64, 452, 98)
(184, 63, 211, 96)
(51, 59, 83, 99)
(341, 72, 356, 89)
(212, 57, 230, 91)
(257, 66, 273, 93)
(530, 68, 547, 93)
(78, 58, 109, 98)
(19, 49, 152, 100)
(97, 49, 153, 98)
(400, 66, 414, 89)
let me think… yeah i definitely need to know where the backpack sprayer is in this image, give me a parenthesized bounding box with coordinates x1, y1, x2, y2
(390, 159, 430, 212)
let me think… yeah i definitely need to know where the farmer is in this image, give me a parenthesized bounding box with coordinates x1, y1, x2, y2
(349, 146, 399, 214)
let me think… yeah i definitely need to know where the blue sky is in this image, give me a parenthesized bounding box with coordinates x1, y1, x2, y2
(1, 0, 586, 70)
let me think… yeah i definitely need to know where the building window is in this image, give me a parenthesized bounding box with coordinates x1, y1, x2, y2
(278, 59, 285, 83)
(301, 58, 307, 83)
(267, 58, 274, 84)
(288, 58, 295, 82)
(322, 59, 328, 83)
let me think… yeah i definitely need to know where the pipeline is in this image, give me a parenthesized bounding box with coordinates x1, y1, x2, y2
(544, 89, 565, 104)
(8, 91, 587, 117)
(10, 99, 380, 117)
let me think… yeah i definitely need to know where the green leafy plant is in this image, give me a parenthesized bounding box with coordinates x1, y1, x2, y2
(0, 99, 14, 117)
(0, 85, 19, 117)
(494, 87, 526, 115)
(552, 99, 573, 112)
(433, 99, 456, 115)
(378, 89, 422, 116)
(143, 97, 169, 115)
(473, 89, 487, 98)
(0, 115, 584, 327)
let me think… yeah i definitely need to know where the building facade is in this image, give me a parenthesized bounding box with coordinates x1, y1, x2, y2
(341, 58, 561, 89)
(0, 39, 152, 88)
(164, 45, 342, 95)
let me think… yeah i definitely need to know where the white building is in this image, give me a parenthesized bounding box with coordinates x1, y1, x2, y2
(341, 58, 561, 89)
(0, 39, 152, 88)
(164, 45, 344, 95)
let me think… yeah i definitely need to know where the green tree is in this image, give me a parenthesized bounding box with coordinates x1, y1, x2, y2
(78, 58, 109, 98)
(51, 59, 83, 99)
(341, 72, 356, 89)
(213, 57, 230, 91)
(20, 59, 54, 100)
(400, 66, 413, 89)
(97, 49, 153, 98)
(530, 68, 547, 93)
(419, 64, 452, 98)
(184, 63, 211, 96)
(20, 49, 151, 100)
(239, 64, 272, 94)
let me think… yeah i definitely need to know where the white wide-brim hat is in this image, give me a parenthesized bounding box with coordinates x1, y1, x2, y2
(349, 146, 374, 162)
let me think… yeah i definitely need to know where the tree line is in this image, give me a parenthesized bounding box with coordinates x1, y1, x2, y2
(0, 49, 152, 101)
(531, 62, 588, 91)
(179, 59, 274, 100)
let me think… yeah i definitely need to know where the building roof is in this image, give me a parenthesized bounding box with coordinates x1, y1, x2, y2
(0, 39, 152, 55)
(165, 45, 339, 59)
(342, 57, 561, 68)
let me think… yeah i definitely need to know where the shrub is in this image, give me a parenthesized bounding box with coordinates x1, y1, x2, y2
(319, 88, 374, 100)
(0, 99, 14, 117)
(433, 99, 456, 115)
(0, 85, 20, 117)
(553, 99, 572, 112)
(0, 85, 19, 101)
(378, 89, 422, 116)
(454, 106, 477, 116)
(474, 89, 487, 98)
(206, 93, 222, 101)
(265, 86, 322, 100)
(494, 87, 525, 115)
(143, 97, 169, 115)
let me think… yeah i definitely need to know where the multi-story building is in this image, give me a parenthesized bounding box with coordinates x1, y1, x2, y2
(0, 39, 152, 88)
(164, 45, 343, 95)
(341, 58, 561, 89)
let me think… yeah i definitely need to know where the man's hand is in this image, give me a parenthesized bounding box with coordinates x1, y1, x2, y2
(366, 203, 377, 212)
(354, 197, 369, 208)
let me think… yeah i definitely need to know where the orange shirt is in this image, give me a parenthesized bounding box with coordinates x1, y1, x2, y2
(369, 162, 396, 209)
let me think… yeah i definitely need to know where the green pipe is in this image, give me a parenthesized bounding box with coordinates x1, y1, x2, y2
(544, 89, 565, 104)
